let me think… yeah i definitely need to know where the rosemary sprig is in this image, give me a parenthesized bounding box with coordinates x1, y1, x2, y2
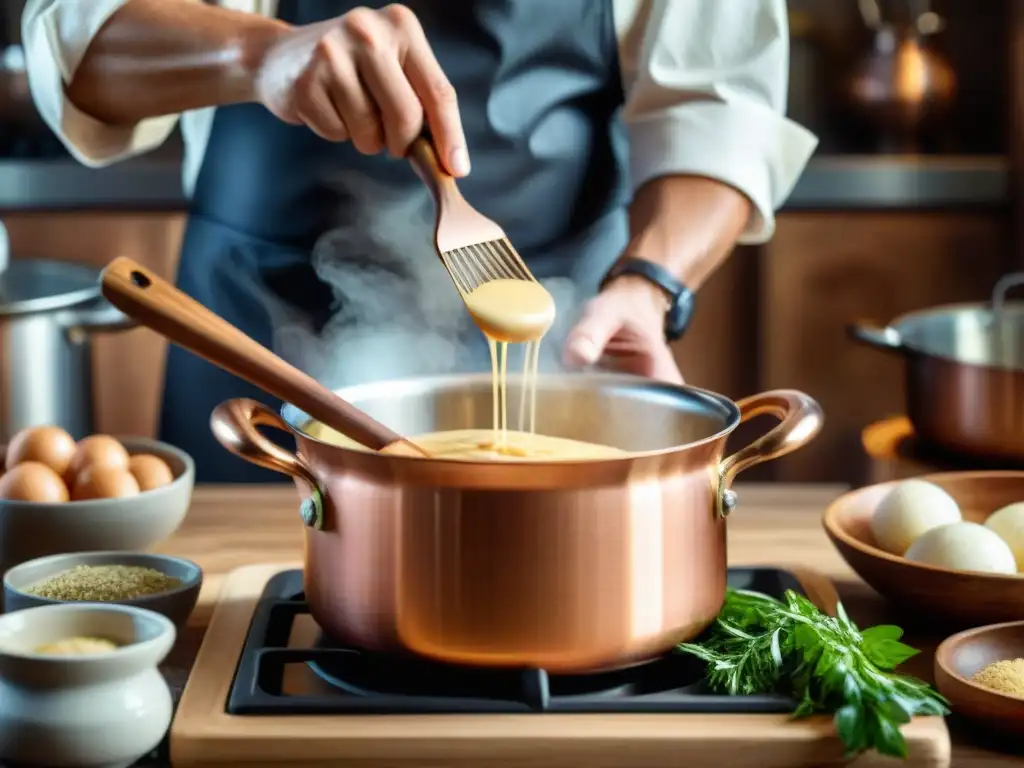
(677, 588, 949, 758)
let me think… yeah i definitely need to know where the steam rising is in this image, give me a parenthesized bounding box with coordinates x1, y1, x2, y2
(244, 170, 580, 390)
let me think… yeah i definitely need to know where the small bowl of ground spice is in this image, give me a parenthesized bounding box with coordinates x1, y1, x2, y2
(3, 551, 202, 629)
(935, 620, 1024, 738)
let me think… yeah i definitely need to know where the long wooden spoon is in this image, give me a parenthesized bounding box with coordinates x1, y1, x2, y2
(100, 257, 425, 455)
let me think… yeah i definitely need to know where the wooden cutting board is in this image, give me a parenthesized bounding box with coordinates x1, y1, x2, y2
(170, 563, 950, 768)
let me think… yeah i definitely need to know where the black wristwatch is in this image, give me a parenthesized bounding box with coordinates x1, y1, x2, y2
(599, 257, 695, 342)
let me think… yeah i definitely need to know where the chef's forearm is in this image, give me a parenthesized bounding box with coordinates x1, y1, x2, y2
(624, 175, 751, 291)
(66, 0, 288, 126)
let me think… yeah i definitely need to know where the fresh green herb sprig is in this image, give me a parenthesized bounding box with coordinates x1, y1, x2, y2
(677, 588, 949, 759)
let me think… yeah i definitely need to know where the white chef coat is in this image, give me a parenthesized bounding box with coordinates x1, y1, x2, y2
(21, 0, 818, 243)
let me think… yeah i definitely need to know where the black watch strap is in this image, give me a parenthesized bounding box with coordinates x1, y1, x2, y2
(599, 257, 695, 342)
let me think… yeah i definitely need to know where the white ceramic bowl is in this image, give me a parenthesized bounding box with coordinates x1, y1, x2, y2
(0, 437, 195, 575)
(0, 602, 174, 767)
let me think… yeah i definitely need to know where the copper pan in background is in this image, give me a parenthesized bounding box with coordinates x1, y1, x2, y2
(210, 372, 823, 673)
(850, 273, 1024, 465)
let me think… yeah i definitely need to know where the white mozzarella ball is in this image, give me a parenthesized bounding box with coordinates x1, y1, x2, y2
(869, 479, 962, 555)
(985, 502, 1024, 572)
(904, 522, 1017, 575)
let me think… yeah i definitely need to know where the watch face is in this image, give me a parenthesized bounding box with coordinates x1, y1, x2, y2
(665, 291, 695, 341)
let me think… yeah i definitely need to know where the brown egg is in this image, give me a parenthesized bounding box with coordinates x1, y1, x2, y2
(127, 454, 174, 492)
(5, 426, 77, 476)
(0, 461, 70, 503)
(66, 435, 130, 483)
(71, 464, 140, 501)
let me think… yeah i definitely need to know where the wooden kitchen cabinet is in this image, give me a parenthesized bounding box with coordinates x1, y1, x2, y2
(672, 246, 757, 400)
(761, 212, 1010, 483)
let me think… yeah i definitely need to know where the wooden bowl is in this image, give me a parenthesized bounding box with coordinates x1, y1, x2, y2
(823, 471, 1024, 626)
(935, 621, 1024, 737)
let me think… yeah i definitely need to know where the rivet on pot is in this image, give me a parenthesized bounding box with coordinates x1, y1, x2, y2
(298, 488, 326, 530)
(718, 488, 738, 518)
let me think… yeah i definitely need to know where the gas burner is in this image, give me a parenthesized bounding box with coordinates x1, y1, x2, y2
(305, 637, 708, 706)
(227, 568, 805, 716)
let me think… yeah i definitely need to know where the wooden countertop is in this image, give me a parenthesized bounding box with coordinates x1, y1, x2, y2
(153, 483, 1018, 767)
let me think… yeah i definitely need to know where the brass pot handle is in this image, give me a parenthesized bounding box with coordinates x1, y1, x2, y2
(210, 398, 327, 529)
(716, 390, 824, 518)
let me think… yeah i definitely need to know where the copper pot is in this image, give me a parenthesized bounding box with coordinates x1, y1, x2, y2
(211, 373, 822, 673)
(851, 274, 1024, 465)
(843, 25, 956, 151)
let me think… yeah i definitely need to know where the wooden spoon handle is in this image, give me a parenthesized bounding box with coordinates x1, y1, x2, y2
(100, 257, 409, 452)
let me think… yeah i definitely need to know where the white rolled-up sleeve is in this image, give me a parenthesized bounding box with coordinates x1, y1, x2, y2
(616, 0, 818, 243)
(22, 0, 180, 167)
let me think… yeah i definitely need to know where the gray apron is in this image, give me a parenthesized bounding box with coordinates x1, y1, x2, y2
(163, 0, 630, 481)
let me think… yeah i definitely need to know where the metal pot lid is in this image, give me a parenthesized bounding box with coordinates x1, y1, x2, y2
(870, 273, 1024, 371)
(0, 259, 103, 317)
(889, 301, 1024, 370)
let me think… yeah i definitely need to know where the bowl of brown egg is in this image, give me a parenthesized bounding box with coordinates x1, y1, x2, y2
(3, 551, 202, 629)
(0, 426, 195, 576)
(823, 471, 1024, 627)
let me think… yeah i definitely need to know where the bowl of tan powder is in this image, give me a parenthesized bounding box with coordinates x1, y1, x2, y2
(0, 602, 175, 766)
(935, 620, 1024, 737)
(3, 551, 202, 628)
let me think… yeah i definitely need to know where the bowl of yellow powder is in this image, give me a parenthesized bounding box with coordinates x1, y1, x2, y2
(0, 602, 175, 766)
(3, 551, 202, 629)
(935, 620, 1024, 737)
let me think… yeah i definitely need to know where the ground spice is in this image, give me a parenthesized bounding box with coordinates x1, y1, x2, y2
(971, 658, 1024, 697)
(25, 565, 181, 601)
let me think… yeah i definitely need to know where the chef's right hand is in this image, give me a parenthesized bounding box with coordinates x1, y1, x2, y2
(254, 4, 470, 176)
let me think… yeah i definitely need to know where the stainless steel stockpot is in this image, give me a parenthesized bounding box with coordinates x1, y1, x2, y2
(0, 259, 134, 440)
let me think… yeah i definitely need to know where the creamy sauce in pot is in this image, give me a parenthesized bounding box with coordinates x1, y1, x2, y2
(307, 423, 625, 461)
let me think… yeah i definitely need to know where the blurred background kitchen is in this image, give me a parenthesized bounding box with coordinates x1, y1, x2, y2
(0, 0, 1019, 484)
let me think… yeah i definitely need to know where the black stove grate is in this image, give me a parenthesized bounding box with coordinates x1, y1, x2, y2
(227, 568, 803, 716)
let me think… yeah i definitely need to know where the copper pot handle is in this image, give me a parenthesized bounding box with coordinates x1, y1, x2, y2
(210, 398, 327, 529)
(716, 389, 824, 518)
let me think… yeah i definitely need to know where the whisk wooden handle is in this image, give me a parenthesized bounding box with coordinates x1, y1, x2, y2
(100, 257, 411, 452)
(407, 136, 460, 204)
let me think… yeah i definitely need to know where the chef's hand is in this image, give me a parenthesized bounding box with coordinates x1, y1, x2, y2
(255, 4, 470, 176)
(563, 276, 684, 385)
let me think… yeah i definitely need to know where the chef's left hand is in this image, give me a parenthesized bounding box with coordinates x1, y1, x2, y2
(563, 276, 684, 385)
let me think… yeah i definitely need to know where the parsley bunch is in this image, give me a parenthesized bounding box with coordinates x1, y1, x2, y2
(677, 588, 949, 758)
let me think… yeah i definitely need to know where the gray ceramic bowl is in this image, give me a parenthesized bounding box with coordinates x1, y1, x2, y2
(0, 437, 195, 575)
(3, 551, 202, 629)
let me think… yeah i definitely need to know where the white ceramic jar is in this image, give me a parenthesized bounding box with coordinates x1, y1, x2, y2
(0, 603, 175, 768)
